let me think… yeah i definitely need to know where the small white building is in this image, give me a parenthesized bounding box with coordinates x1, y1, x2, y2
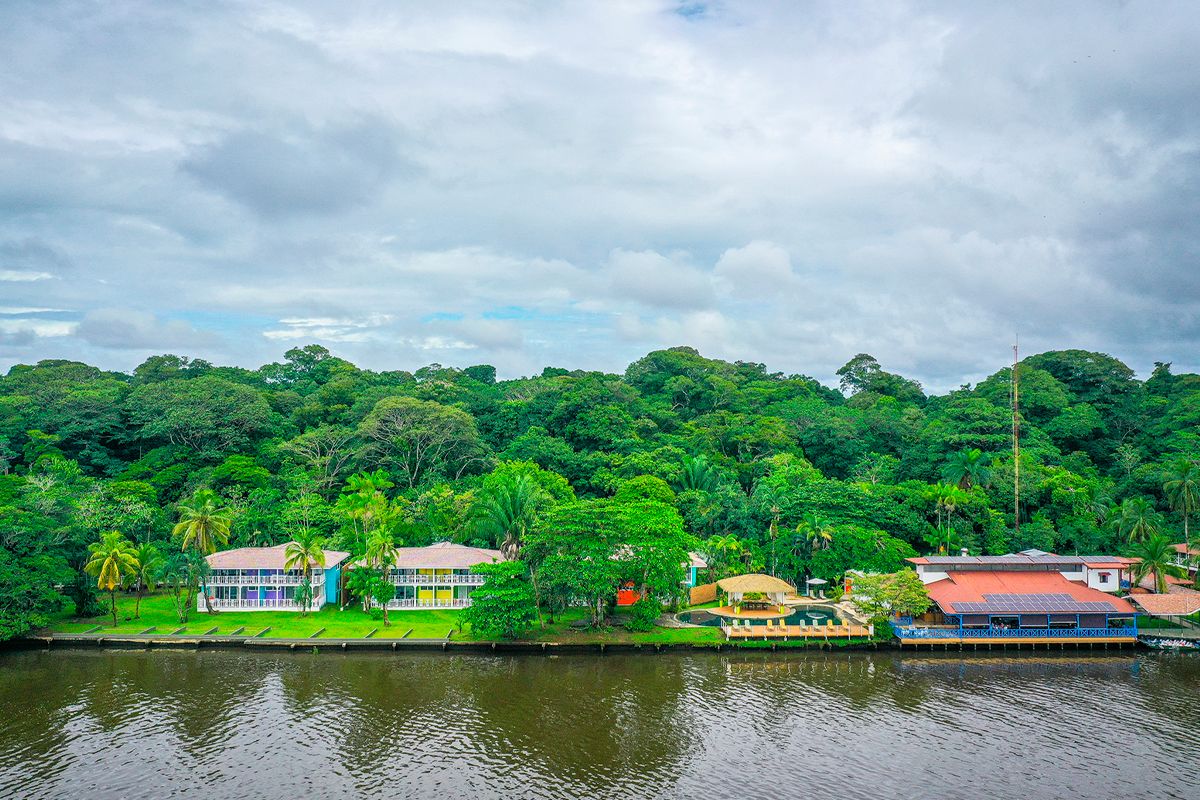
(201, 544, 350, 611)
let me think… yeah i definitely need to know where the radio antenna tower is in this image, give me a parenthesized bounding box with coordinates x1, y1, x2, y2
(1011, 337, 1020, 537)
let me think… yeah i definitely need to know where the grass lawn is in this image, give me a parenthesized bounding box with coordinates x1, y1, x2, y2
(46, 592, 463, 639)
(46, 595, 860, 646)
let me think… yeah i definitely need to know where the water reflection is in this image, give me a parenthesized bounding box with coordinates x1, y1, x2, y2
(0, 648, 1196, 799)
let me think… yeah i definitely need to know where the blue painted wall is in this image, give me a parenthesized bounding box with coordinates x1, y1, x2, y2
(324, 565, 341, 606)
(688, 566, 698, 587)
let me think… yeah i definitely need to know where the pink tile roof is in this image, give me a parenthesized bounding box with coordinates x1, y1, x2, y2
(1129, 593, 1200, 616)
(206, 544, 349, 571)
(688, 551, 708, 569)
(389, 541, 504, 569)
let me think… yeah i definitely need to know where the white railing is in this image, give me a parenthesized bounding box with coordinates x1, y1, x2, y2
(201, 595, 326, 612)
(387, 598, 472, 610)
(208, 573, 310, 586)
(389, 573, 485, 586)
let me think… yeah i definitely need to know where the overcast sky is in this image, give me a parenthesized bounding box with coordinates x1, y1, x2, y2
(1, 1, 1197, 390)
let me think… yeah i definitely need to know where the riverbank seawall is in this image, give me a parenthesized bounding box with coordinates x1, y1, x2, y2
(8, 632, 1153, 655)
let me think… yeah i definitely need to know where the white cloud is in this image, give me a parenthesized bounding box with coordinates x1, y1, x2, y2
(0, 270, 54, 282)
(1, 3, 1199, 385)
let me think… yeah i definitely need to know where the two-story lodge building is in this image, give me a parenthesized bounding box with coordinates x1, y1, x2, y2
(201, 544, 349, 611)
(378, 542, 503, 610)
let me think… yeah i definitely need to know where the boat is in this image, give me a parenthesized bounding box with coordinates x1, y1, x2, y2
(1142, 637, 1200, 651)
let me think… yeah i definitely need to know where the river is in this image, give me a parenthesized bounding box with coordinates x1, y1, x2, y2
(0, 648, 1196, 799)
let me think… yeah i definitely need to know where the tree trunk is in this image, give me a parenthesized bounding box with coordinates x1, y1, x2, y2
(528, 566, 545, 628)
(110, 590, 118, 627)
(135, 588, 143, 619)
(201, 576, 216, 613)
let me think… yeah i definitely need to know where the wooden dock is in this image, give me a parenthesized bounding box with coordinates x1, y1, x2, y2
(723, 622, 874, 641)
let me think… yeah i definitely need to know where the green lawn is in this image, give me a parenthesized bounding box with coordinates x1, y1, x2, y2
(46, 593, 462, 639)
(46, 594, 861, 646)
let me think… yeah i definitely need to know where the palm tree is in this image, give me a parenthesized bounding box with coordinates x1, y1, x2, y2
(1114, 497, 1163, 544)
(924, 483, 968, 552)
(337, 470, 395, 552)
(703, 533, 743, 578)
(365, 531, 398, 626)
(1083, 484, 1114, 529)
(1163, 458, 1200, 551)
(84, 531, 140, 627)
(677, 455, 719, 493)
(474, 474, 547, 560)
(941, 448, 992, 490)
(473, 473, 550, 625)
(284, 529, 326, 615)
(172, 490, 233, 613)
(1130, 534, 1175, 594)
(131, 542, 164, 619)
(796, 512, 834, 552)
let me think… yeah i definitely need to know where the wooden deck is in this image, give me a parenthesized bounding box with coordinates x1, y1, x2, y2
(722, 622, 874, 641)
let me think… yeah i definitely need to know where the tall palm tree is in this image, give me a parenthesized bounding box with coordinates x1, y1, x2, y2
(1114, 497, 1163, 544)
(1163, 458, 1200, 551)
(338, 470, 395, 552)
(1130, 534, 1175, 594)
(284, 529, 326, 615)
(924, 483, 968, 552)
(677, 455, 719, 493)
(704, 533, 743, 578)
(474, 473, 550, 625)
(172, 490, 233, 613)
(131, 542, 164, 619)
(474, 474, 546, 560)
(797, 512, 834, 552)
(84, 531, 140, 627)
(1083, 483, 1114, 529)
(365, 531, 398, 626)
(941, 448, 992, 491)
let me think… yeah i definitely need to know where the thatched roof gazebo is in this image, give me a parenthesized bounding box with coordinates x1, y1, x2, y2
(717, 574, 796, 607)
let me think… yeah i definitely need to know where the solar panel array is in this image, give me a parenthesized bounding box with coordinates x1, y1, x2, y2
(954, 593, 1118, 614)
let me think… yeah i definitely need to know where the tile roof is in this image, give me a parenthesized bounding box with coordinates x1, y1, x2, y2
(1128, 593, 1200, 616)
(924, 570, 1135, 615)
(688, 551, 708, 569)
(207, 544, 350, 571)
(389, 541, 504, 569)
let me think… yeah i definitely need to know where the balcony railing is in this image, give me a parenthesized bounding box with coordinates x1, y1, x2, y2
(387, 598, 472, 610)
(202, 596, 326, 611)
(389, 573, 485, 586)
(208, 573, 313, 586)
(890, 623, 1137, 640)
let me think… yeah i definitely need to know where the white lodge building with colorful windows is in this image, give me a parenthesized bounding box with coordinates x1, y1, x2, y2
(201, 544, 350, 611)
(377, 542, 504, 610)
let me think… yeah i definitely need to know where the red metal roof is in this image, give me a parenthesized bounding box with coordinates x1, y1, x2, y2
(925, 570, 1135, 614)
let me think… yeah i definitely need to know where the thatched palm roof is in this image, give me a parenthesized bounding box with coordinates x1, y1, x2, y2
(717, 573, 796, 594)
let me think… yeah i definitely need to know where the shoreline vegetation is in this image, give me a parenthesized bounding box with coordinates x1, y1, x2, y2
(2, 345, 1199, 650)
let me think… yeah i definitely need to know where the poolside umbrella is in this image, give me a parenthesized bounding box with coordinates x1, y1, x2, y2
(805, 577, 828, 597)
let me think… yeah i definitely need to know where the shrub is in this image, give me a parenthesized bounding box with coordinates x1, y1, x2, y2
(625, 597, 662, 632)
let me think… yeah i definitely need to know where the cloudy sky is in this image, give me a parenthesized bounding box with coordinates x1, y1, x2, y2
(1, 1, 1198, 389)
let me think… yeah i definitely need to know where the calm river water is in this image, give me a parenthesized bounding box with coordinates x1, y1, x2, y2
(1, 648, 1197, 799)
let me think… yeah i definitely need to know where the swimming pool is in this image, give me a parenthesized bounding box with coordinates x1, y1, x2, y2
(675, 607, 842, 628)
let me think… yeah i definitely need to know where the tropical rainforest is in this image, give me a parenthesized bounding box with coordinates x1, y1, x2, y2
(1, 344, 1198, 639)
